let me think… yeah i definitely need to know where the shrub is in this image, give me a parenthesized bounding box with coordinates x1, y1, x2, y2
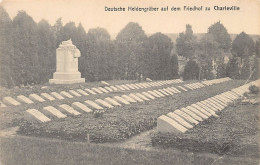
(183, 60, 199, 80)
(93, 110, 105, 118)
(249, 85, 259, 95)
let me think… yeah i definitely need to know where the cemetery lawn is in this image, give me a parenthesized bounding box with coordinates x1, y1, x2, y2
(15, 80, 245, 143)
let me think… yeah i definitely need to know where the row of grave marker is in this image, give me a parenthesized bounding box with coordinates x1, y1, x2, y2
(157, 79, 259, 134)
(1, 79, 183, 107)
(25, 78, 231, 122)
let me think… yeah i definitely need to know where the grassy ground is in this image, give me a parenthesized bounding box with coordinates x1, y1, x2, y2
(13, 80, 244, 142)
(0, 134, 258, 165)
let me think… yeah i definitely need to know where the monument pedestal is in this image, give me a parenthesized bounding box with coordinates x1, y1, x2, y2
(49, 72, 85, 84)
(49, 39, 85, 85)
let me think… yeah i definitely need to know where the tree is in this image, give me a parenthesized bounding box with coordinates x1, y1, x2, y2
(85, 27, 115, 81)
(176, 24, 197, 59)
(255, 38, 260, 58)
(207, 21, 232, 52)
(52, 18, 64, 48)
(226, 58, 240, 79)
(216, 61, 227, 78)
(12, 11, 40, 85)
(183, 60, 199, 80)
(232, 32, 255, 59)
(169, 54, 179, 78)
(115, 22, 147, 79)
(37, 19, 56, 83)
(240, 58, 251, 80)
(144, 32, 173, 80)
(0, 7, 14, 87)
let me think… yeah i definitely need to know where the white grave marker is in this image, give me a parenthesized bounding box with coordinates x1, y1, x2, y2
(41, 93, 55, 101)
(17, 95, 34, 104)
(85, 100, 104, 110)
(26, 109, 51, 122)
(43, 106, 67, 118)
(29, 94, 45, 102)
(95, 99, 113, 108)
(72, 102, 92, 113)
(50, 92, 65, 100)
(60, 91, 73, 98)
(157, 115, 187, 134)
(59, 104, 81, 115)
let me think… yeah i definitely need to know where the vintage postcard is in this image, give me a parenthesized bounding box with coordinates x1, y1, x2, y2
(0, 0, 259, 164)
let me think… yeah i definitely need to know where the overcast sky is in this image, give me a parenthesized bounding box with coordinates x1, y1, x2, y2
(1, 0, 260, 35)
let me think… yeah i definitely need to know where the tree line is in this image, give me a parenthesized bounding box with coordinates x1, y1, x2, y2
(0, 7, 259, 88)
(176, 22, 259, 81)
(0, 7, 178, 88)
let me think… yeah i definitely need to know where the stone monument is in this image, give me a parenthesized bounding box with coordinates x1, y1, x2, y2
(49, 39, 85, 84)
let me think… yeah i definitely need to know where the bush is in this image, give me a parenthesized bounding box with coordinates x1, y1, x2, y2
(93, 110, 105, 118)
(183, 60, 199, 80)
(249, 85, 259, 95)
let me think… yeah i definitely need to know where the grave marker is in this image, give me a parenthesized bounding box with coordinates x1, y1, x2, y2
(181, 108, 203, 121)
(77, 89, 89, 96)
(167, 112, 193, 128)
(157, 115, 187, 134)
(26, 109, 51, 122)
(41, 93, 55, 101)
(17, 95, 34, 104)
(147, 91, 160, 97)
(92, 88, 103, 94)
(95, 99, 114, 108)
(29, 94, 45, 102)
(85, 88, 97, 95)
(97, 87, 109, 93)
(69, 90, 81, 97)
(60, 91, 73, 98)
(121, 95, 137, 103)
(129, 93, 144, 102)
(43, 106, 67, 118)
(135, 93, 150, 101)
(190, 104, 213, 117)
(59, 104, 81, 115)
(104, 97, 121, 106)
(113, 96, 130, 105)
(85, 100, 104, 110)
(141, 92, 155, 99)
(174, 109, 199, 124)
(72, 102, 92, 113)
(50, 92, 65, 100)
(186, 106, 208, 119)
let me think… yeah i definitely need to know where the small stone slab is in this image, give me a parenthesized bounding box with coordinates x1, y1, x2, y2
(147, 91, 161, 97)
(41, 93, 55, 101)
(158, 89, 169, 96)
(171, 87, 181, 93)
(197, 102, 218, 112)
(85, 100, 104, 110)
(95, 99, 114, 108)
(203, 100, 223, 111)
(97, 87, 109, 93)
(104, 86, 113, 92)
(162, 88, 174, 95)
(177, 86, 188, 92)
(134, 83, 144, 88)
(69, 90, 82, 97)
(125, 84, 136, 90)
(60, 91, 73, 98)
(157, 115, 187, 134)
(104, 97, 121, 106)
(101, 81, 110, 86)
(121, 95, 137, 103)
(0, 102, 7, 108)
(166, 87, 176, 93)
(26, 109, 51, 122)
(85, 88, 97, 95)
(167, 112, 193, 128)
(136, 93, 150, 101)
(186, 106, 208, 119)
(113, 96, 130, 105)
(174, 110, 199, 125)
(129, 93, 144, 102)
(181, 108, 203, 122)
(110, 86, 119, 91)
(77, 89, 89, 96)
(120, 85, 131, 90)
(115, 85, 126, 90)
(141, 92, 155, 99)
(153, 90, 165, 97)
(3, 97, 21, 106)
(91, 88, 103, 94)
(211, 97, 227, 106)
(50, 92, 65, 100)
(29, 94, 45, 102)
(17, 95, 34, 104)
(43, 106, 67, 118)
(59, 104, 81, 115)
(72, 102, 92, 113)
(191, 104, 214, 117)
(130, 84, 140, 89)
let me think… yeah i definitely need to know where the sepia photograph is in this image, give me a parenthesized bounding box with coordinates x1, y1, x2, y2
(0, 0, 259, 164)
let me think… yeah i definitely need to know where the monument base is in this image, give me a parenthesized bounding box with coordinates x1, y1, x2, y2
(49, 72, 85, 84)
